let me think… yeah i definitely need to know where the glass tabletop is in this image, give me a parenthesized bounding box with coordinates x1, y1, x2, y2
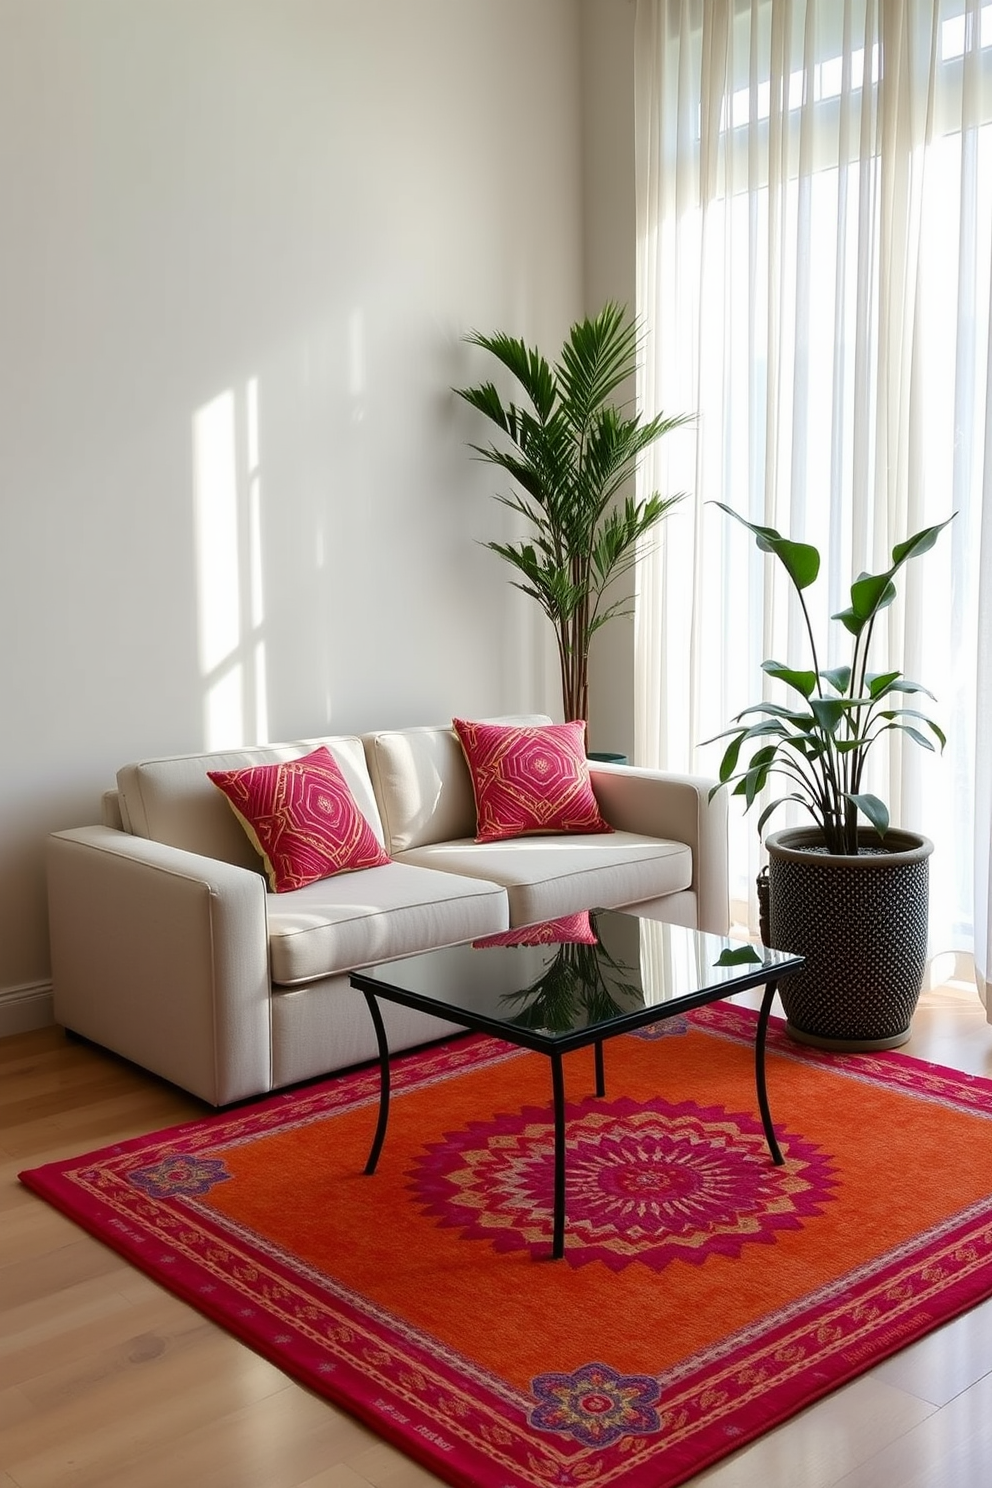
(350, 908, 804, 1051)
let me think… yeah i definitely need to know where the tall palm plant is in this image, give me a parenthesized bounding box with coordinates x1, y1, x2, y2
(455, 303, 690, 723)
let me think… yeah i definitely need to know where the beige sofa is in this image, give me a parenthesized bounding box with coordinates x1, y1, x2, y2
(47, 716, 729, 1105)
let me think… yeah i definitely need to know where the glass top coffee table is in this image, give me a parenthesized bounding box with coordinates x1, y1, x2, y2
(350, 909, 804, 1259)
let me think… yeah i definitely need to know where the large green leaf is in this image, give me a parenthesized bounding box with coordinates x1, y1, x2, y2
(780, 732, 827, 758)
(809, 698, 845, 733)
(866, 670, 902, 698)
(740, 720, 793, 742)
(847, 792, 889, 836)
(756, 793, 818, 837)
(712, 503, 820, 590)
(838, 517, 956, 633)
(891, 516, 955, 567)
(898, 725, 937, 751)
(717, 734, 745, 781)
(873, 678, 935, 700)
(820, 666, 852, 694)
(734, 702, 818, 729)
(847, 572, 897, 624)
(880, 708, 951, 749)
(876, 719, 943, 751)
(741, 762, 771, 807)
(761, 660, 817, 698)
(832, 604, 862, 638)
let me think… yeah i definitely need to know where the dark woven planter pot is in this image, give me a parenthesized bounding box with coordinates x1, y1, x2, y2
(762, 826, 933, 1051)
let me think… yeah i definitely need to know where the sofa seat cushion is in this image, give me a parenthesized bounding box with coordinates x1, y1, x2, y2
(394, 833, 692, 927)
(267, 861, 508, 986)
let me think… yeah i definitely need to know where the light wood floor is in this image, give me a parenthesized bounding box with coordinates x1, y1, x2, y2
(3, 979, 992, 1488)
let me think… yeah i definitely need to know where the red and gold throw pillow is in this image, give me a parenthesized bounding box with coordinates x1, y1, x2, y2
(208, 746, 390, 893)
(473, 911, 599, 948)
(452, 718, 614, 844)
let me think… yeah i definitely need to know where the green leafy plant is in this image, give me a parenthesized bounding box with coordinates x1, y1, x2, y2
(708, 505, 954, 855)
(455, 302, 690, 722)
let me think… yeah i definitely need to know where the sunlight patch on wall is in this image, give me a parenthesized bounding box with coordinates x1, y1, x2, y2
(193, 391, 240, 675)
(192, 378, 269, 749)
(246, 376, 269, 741)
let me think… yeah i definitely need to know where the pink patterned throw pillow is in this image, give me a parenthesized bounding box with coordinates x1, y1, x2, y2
(473, 911, 599, 948)
(452, 718, 614, 844)
(208, 746, 390, 893)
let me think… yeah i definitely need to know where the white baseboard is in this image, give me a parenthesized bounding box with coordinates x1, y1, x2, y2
(0, 981, 54, 1037)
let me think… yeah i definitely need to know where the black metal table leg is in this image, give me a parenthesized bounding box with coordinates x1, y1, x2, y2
(755, 979, 784, 1166)
(594, 1039, 605, 1098)
(363, 991, 391, 1175)
(550, 1050, 566, 1259)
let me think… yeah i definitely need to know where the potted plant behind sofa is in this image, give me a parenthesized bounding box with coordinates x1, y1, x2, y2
(455, 302, 690, 732)
(707, 504, 954, 1050)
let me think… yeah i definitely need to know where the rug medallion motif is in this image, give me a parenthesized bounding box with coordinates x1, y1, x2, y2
(410, 1094, 838, 1270)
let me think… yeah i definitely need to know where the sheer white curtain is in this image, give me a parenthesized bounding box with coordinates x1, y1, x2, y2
(633, 0, 992, 1012)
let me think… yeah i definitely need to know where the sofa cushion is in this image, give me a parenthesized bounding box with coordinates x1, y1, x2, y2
(362, 715, 552, 856)
(453, 717, 613, 843)
(395, 833, 692, 927)
(266, 861, 509, 986)
(117, 737, 383, 871)
(208, 746, 391, 892)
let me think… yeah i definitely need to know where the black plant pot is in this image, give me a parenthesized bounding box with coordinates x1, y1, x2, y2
(762, 826, 933, 1051)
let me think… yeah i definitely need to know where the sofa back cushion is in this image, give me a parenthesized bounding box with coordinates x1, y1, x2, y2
(117, 737, 384, 871)
(363, 716, 552, 855)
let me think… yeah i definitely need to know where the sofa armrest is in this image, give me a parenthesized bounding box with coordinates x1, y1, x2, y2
(589, 764, 730, 934)
(48, 826, 271, 1105)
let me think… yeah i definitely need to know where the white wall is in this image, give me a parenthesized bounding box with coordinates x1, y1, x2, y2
(0, 0, 587, 1027)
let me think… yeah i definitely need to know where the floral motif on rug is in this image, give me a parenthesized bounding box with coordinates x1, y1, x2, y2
(126, 1153, 233, 1199)
(530, 1361, 662, 1446)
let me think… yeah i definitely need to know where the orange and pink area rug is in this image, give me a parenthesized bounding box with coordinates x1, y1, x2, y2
(20, 1005, 992, 1488)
